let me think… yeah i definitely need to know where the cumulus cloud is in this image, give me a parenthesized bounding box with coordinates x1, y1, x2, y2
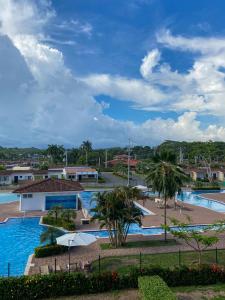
(1, 0, 225, 147)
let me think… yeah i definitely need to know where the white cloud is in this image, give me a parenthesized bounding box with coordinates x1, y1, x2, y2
(140, 48, 160, 79)
(1, 0, 225, 147)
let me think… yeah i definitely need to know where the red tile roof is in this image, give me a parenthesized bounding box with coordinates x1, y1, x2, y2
(13, 178, 84, 193)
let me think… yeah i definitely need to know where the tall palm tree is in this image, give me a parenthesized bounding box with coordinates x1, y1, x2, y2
(61, 209, 77, 223)
(146, 151, 188, 242)
(80, 140, 92, 165)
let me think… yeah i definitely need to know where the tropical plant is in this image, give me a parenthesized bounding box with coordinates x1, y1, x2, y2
(48, 205, 63, 222)
(47, 144, 65, 164)
(80, 140, 92, 164)
(145, 151, 188, 241)
(113, 162, 127, 176)
(91, 187, 143, 247)
(61, 209, 77, 223)
(165, 217, 219, 267)
(40, 227, 62, 245)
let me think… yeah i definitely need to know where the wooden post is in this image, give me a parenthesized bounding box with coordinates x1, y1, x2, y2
(54, 258, 57, 273)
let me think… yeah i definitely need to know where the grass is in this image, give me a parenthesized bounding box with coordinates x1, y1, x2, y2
(92, 248, 224, 274)
(100, 239, 178, 250)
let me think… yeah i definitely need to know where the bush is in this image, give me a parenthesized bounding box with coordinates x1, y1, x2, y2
(42, 216, 75, 231)
(192, 186, 220, 190)
(2, 265, 225, 299)
(35, 244, 67, 258)
(138, 276, 176, 300)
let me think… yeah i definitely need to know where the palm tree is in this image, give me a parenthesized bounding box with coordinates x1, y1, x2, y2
(80, 140, 92, 165)
(40, 227, 62, 245)
(61, 209, 77, 223)
(146, 151, 188, 242)
(48, 205, 63, 222)
(91, 187, 143, 247)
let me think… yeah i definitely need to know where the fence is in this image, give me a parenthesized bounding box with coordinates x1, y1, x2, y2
(1, 247, 225, 277)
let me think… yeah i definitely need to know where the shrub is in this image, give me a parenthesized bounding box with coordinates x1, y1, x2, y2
(42, 216, 75, 231)
(34, 244, 67, 258)
(2, 265, 225, 299)
(138, 276, 176, 300)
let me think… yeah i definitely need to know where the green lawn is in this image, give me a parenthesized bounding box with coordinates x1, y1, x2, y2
(92, 249, 224, 274)
(100, 239, 178, 250)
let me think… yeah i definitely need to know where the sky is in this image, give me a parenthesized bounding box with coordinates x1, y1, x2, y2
(1, 0, 225, 148)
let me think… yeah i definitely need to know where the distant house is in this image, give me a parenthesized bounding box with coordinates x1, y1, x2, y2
(187, 167, 225, 182)
(13, 178, 83, 211)
(63, 167, 98, 181)
(0, 166, 98, 185)
(107, 154, 139, 170)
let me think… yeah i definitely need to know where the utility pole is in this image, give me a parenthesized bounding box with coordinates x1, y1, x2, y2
(127, 138, 131, 186)
(179, 147, 183, 164)
(105, 150, 108, 168)
(65, 150, 68, 167)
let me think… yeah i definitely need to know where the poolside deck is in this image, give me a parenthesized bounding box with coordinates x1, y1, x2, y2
(201, 193, 225, 204)
(0, 201, 47, 222)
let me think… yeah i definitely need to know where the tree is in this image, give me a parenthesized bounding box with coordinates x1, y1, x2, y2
(47, 144, 65, 164)
(80, 140, 92, 165)
(39, 162, 49, 170)
(114, 162, 127, 176)
(61, 209, 77, 223)
(91, 187, 143, 247)
(40, 227, 62, 245)
(48, 205, 63, 222)
(145, 151, 188, 242)
(165, 217, 219, 266)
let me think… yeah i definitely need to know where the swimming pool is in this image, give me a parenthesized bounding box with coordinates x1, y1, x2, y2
(82, 223, 212, 238)
(177, 191, 225, 213)
(0, 217, 45, 277)
(80, 191, 154, 216)
(0, 193, 18, 204)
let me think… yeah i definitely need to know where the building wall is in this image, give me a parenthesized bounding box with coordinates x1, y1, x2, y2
(19, 191, 80, 211)
(0, 175, 12, 185)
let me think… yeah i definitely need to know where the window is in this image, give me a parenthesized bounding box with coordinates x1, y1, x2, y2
(23, 194, 33, 199)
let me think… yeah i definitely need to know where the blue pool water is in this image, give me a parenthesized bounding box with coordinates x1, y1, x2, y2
(0, 193, 18, 204)
(83, 223, 211, 238)
(80, 191, 153, 216)
(2, 189, 225, 277)
(0, 217, 45, 277)
(177, 190, 225, 213)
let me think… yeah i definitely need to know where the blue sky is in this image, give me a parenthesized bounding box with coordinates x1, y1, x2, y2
(1, 0, 225, 147)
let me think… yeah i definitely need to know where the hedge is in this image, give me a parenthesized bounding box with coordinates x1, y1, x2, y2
(34, 244, 67, 258)
(1, 264, 225, 299)
(138, 276, 176, 300)
(42, 216, 75, 231)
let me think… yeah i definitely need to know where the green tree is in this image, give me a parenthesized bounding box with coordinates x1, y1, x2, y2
(48, 205, 63, 222)
(146, 151, 188, 242)
(91, 187, 143, 247)
(165, 217, 219, 266)
(61, 209, 77, 223)
(40, 227, 62, 245)
(47, 144, 65, 164)
(80, 140, 92, 165)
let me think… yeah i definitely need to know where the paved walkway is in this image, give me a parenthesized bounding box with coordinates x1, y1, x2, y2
(29, 232, 225, 275)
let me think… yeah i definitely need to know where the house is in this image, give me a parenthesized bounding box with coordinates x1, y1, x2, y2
(187, 167, 225, 182)
(0, 166, 98, 185)
(13, 178, 84, 211)
(107, 154, 139, 170)
(63, 167, 98, 181)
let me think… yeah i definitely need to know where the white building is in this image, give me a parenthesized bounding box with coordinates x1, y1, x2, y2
(63, 167, 98, 181)
(0, 166, 98, 185)
(13, 178, 84, 211)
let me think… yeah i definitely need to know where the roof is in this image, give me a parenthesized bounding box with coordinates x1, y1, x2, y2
(13, 178, 84, 194)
